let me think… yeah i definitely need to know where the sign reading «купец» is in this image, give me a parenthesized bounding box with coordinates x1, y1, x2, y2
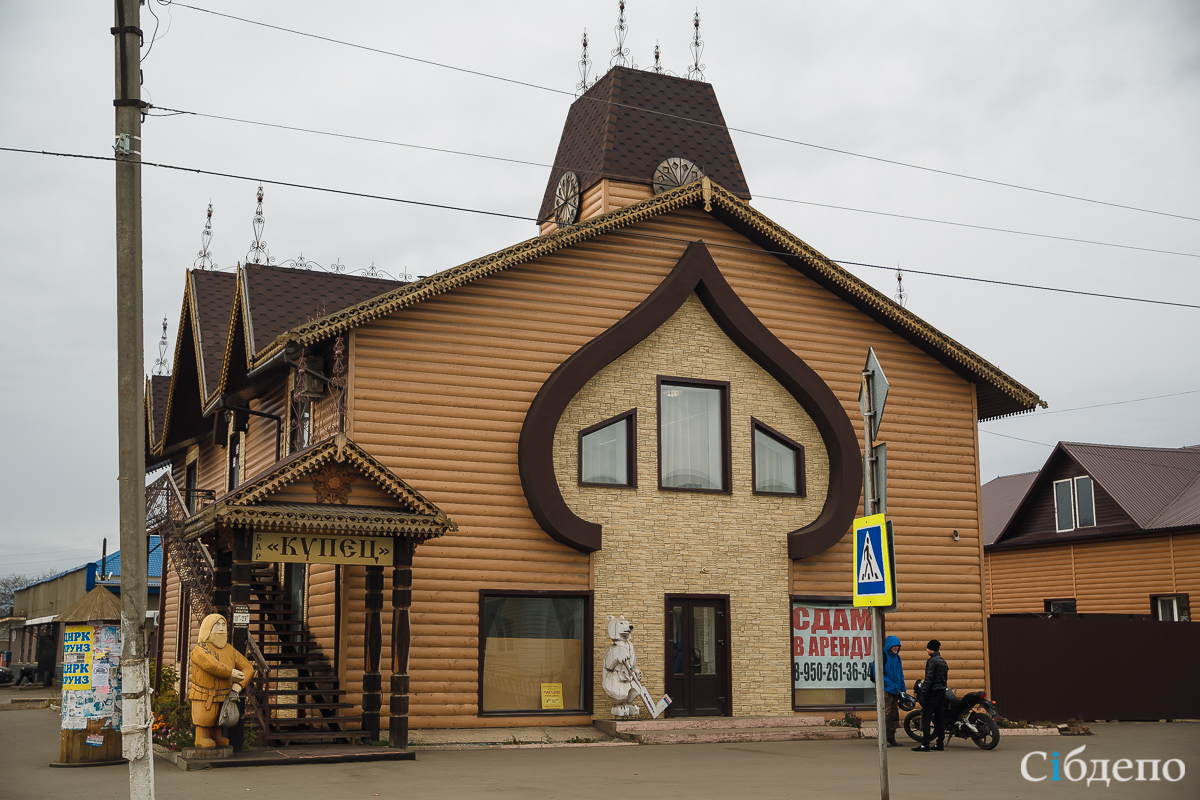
(252, 532, 394, 566)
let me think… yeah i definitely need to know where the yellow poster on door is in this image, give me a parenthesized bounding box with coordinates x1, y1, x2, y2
(540, 682, 564, 710)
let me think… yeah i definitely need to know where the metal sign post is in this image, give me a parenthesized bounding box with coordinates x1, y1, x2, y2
(858, 348, 892, 800)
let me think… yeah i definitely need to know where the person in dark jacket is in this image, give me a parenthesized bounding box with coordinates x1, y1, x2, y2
(912, 639, 949, 752)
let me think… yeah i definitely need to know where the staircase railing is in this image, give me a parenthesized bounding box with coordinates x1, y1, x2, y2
(244, 636, 271, 736)
(146, 472, 214, 619)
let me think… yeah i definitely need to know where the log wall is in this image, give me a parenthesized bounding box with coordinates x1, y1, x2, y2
(987, 532, 1200, 616)
(346, 205, 994, 724)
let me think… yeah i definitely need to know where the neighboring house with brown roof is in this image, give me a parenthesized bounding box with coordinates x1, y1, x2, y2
(147, 65, 1042, 749)
(984, 442, 1200, 620)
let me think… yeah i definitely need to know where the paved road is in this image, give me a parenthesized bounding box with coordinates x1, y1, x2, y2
(3, 706, 1196, 799)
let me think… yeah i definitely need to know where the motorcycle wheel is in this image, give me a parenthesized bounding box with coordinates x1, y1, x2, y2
(903, 710, 924, 742)
(969, 711, 1000, 750)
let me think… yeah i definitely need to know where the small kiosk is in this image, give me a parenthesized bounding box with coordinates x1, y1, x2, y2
(52, 587, 124, 766)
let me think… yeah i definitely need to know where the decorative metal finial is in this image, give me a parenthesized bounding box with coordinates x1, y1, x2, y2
(194, 203, 217, 270)
(577, 30, 592, 95)
(153, 316, 170, 376)
(688, 10, 706, 81)
(610, 1, 630, 68)
(895, 265, 908, 308)
(652, 41, 663, 73)
(246, 184, 273, 265)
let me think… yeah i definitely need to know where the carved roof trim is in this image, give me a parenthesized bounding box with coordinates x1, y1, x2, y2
(253, 180, 1041, 420)
(182, 501, 452, 541)
(220, 433, 451, 524)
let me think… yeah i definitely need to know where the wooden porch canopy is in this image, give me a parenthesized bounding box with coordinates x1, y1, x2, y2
(180, 432, 455, 747)
(182, 431, 455, 543)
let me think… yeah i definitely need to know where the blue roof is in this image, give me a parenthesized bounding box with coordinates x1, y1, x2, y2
(17, 564, 90, 592)
(94, 535, 163, 581)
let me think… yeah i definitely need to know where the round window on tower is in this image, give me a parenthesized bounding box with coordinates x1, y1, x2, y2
(554, 171, 581, 228)
(653, 158, 704, 195)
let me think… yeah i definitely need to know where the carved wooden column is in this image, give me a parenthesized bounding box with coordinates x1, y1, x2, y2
(229, 527, 252, 752)
(363, 564, 384, 740)
(389, 540, 415, 748)
(212, 539, 233, 623)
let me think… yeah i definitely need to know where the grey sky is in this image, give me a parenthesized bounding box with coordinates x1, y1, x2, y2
(2, 1, 1197, 577)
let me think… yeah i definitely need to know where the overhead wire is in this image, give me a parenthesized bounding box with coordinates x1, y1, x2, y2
(149, 105, 1200, 260)
(3, 145, 1199, 310)
(161, 1, 1200, 225)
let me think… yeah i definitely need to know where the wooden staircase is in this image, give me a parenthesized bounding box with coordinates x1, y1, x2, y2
(249, 565, 363, 745)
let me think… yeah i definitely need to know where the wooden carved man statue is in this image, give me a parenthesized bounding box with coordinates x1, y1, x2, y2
(188, 613, 255, 748)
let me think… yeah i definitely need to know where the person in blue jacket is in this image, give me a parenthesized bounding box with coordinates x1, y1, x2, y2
(870, 635, 906, 747)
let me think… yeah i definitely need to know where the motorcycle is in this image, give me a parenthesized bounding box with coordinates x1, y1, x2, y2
(903, 680, 1001, 750)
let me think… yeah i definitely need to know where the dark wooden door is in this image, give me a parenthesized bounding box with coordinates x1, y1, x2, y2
(665, 596, 730, 716)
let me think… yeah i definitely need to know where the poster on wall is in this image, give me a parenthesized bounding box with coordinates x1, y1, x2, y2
(61, 625, 122, 731)
(62, 625, 93, 690)
(791, 603, 874, 690)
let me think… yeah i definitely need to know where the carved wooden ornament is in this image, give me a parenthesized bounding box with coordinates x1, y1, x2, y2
(312, 462, 357, 504)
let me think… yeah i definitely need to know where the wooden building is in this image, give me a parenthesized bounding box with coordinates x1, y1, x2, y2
(148, 66, 1041, 746)
(984, 441, 1200, 618)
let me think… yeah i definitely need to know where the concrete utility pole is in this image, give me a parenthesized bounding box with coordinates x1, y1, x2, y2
(113, 0, 155, 796)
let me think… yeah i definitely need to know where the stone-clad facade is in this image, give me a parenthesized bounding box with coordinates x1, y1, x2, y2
(556, 296, 830, 716)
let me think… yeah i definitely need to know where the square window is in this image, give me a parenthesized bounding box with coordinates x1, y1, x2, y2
(658, 378, 730, 492)
(752, 419, 806, 496)
(479, 593, 590, 714)
(579, 410, 636, 487)
(1151, 594, 1189, 622)
(1044, 598, 1077, 614)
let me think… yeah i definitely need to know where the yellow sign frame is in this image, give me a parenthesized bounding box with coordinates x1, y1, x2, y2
(852, 514, 894, 607)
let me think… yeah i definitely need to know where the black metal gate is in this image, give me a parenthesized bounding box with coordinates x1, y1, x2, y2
(988, 615, 1200, 722)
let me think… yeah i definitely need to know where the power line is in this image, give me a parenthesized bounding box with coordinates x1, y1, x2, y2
(163, 1, 1200, 225)
(990, 388, 1200, 419)
(4, 145, 1199, 310)
(150, 105, 1200, 260)
(980, 430, 1053, 447)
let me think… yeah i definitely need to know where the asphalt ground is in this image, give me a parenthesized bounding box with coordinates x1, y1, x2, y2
(3, 704, 1197, 799)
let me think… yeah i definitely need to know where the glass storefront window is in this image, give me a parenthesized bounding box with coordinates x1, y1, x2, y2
(480, 594, 589, 714)
(792, 599, 876, 708)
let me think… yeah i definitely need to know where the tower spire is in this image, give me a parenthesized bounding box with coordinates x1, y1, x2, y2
(194, 202, 216, 270)
(610, 1, 631, 68)
(246, 184, 273, 265)
(153, 316, 170, 376)
(577, 29, 592, 94)
(688, 10, 706, 81)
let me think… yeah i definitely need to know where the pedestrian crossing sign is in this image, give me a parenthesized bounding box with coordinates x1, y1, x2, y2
(852, 514, 894, 607)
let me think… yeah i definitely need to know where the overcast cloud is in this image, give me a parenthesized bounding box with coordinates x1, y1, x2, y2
(2, 1, 1197, 577)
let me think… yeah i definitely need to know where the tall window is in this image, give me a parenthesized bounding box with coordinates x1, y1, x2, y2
(659, 378, 729, 492)
(1054, 476, 1096, 533)
(184, 461, 198, 514)
(579, 410, 636, 486)
(479, 593, 590, 714)
(752, 419, 805, 496)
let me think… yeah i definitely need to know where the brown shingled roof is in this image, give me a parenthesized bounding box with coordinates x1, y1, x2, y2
(147, 374, 171, 450)
(537, 66, 750, 221)
(981, 471, 1038, 546)
(190, 270, 237, 398)
(241, 264, 404, 357)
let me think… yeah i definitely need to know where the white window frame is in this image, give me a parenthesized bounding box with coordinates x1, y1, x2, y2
(1053, 478, 1075, 532)
(1054, 476, 1097, 533)
(1073, 476, 1096, 529)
